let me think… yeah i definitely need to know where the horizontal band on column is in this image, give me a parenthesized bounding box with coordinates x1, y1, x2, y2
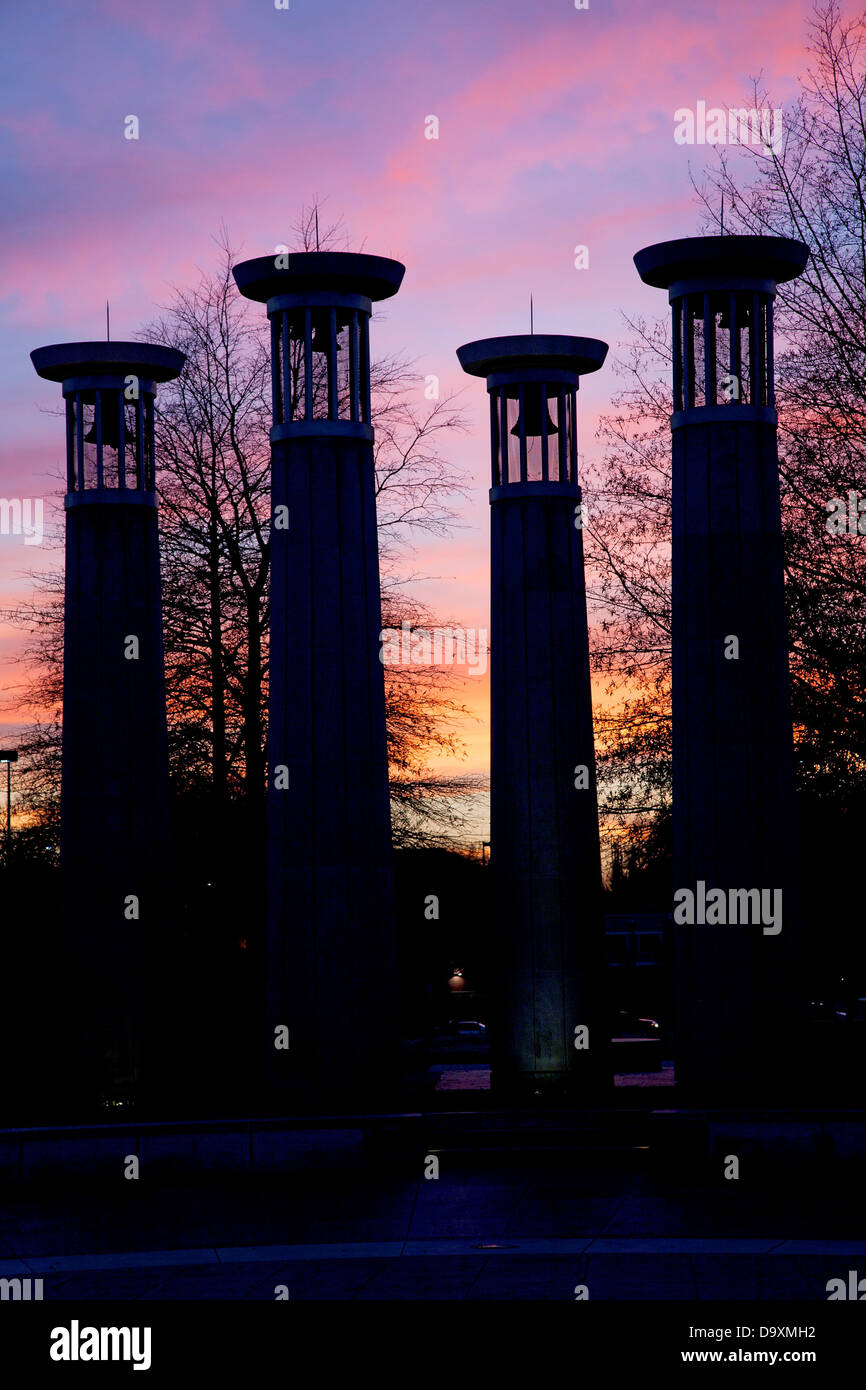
(667, 277, 777, 300)
(270, 420, 375, 443)
(65, 489, 158, 509)
(490, 481, 580, 503)
(486, 367, 580, 390)
(671, 405, 778, 429)
(265, 291, 372, 316)
(60, 376, 158, 398)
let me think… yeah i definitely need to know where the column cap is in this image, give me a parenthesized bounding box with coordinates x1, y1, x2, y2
(30, 341, 185, 384)
(232, 251, 405, 304)
(634, 234, 809, 289)
(456, 334, 608, 380)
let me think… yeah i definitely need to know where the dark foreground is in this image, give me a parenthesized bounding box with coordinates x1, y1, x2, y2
(1, 1126, 862, 1301)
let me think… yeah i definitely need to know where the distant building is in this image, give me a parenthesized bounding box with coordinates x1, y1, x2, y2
(604, 913, 673, 1037)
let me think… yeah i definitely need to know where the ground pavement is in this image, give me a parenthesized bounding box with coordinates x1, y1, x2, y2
(1, 1141, 862, 1300)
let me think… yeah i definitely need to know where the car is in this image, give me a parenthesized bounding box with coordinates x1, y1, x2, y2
(429, 1019, 489, 1058)
(611, 1010, 660, 1039)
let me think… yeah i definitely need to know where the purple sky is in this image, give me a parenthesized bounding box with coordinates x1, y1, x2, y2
(0, 0, 814, 820)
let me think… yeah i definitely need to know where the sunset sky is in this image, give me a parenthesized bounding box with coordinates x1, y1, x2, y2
(0, 0, 815, 838)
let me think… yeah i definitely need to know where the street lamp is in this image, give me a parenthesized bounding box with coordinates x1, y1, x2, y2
(0, 750, 19, 847)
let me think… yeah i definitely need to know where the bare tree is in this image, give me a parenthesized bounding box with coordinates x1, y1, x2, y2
(582, 320, 673, 852)
(1, 207, 477, 851)
(584, 1, 866, 874)
(693, 0, 866, 792)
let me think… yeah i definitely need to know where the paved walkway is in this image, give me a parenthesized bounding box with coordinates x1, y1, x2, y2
(1, 1148, 861, 1299)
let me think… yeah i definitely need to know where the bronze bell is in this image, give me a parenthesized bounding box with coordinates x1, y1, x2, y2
(83, 405, 134, 450)
(285, 318, 325, 352)
(311, 317, 347, 355)
(287, 312, 347, 355)
(310, 323, 332, 354)
(511, 387, 558, 439)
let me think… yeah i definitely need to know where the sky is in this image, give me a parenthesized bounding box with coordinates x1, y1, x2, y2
(0, 0, 818, 841)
